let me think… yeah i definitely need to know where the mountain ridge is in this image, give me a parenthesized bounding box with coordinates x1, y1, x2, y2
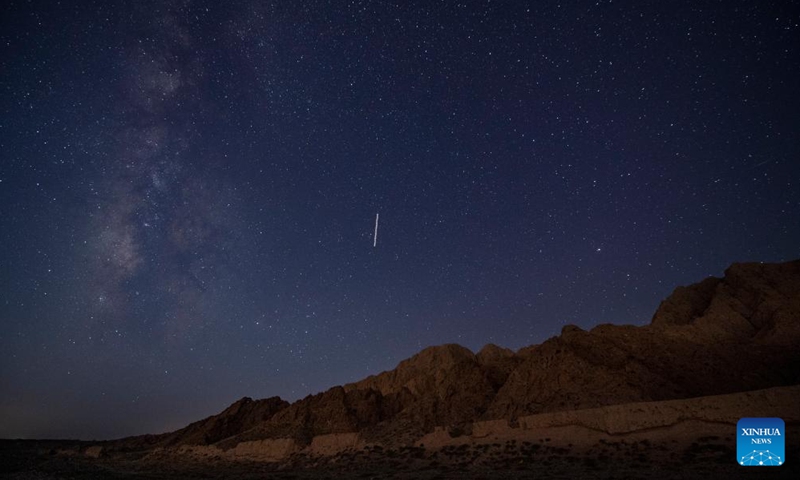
(110, 259, 800, 452)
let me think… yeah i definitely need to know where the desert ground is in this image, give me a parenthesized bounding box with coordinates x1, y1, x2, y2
(4, 386, 798, 479)
(2, 429, 799, 479)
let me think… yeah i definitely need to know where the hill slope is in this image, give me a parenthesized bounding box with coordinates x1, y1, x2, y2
(114, 259, 800, 451)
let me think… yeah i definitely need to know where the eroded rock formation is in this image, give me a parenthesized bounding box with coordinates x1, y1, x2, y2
(110, 260, 800, 457)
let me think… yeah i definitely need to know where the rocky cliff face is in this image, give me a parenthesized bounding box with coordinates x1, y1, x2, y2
(650, 260, 800, 344)
(158, 396, 290, 446)
(112, 396, 289, 452)
(487, 260, 800, 419)
(116, 259, 800, 451)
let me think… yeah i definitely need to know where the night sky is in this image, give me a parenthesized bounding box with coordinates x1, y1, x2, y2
(1, 0, 798, 440)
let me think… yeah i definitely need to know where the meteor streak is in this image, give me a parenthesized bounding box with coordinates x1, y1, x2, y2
(373, 213, 379, 247)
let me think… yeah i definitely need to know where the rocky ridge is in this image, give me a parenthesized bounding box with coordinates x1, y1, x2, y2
(111, 259, 800, 454)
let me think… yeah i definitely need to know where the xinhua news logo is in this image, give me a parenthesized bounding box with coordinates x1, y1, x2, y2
(737, 417, 785, 466)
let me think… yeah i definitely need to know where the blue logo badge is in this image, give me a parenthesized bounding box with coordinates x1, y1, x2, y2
(737, 417, 784, 466)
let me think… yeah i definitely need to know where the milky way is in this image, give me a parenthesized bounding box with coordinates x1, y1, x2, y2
(1, 0, 798, 439)
(83, 2, 246, 347)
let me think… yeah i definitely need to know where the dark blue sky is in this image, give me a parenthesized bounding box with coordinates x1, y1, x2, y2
(1, 0, 798, 440)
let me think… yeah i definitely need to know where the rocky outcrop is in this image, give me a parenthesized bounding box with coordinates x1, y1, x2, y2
(485, 260, 800, 419)
(111, 259, 800, 458)
(476, 344, 519, 390)
(345, 344, 481, 397)
(219, 344, 507, 447)
(350, 343, 525, 444)
(222, 386, 390, 446)
(110, 396, 289, 452)
(651, 260, 800, 343)
(159, 396, 290, 447)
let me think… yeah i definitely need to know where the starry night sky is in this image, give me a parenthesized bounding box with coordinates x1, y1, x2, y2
(1, 0, 798, 440)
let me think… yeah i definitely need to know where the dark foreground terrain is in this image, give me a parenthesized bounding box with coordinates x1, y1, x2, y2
(3, 431, 799, 480)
